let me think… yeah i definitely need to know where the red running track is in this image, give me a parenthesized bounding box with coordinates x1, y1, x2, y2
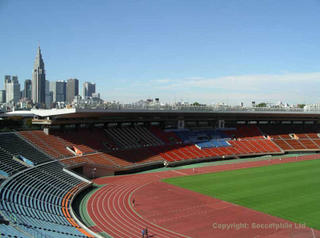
(87, 155, 320, 238)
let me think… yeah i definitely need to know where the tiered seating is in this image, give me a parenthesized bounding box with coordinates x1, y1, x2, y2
(174, 129, 226, 144)
(105, 127, 164, 149)
(106, 147, 164, 165)
(155, 144, 213, 162)
(15, 124, 320, 170)
(0, 133, 52, 165)
(220, 126, 282, 155)
(165, 126, 282, 160)
(298, 139, 319, 149)
(0, 162, 91, 237)
(19, 131, 73, 158)
(53, 130, 97, 154)
(305, 133, 320, 139)
(285, 139, 306, 150)
(135, 127, 164, 146)
(224, 125, 264, 139)
(290, 133, 320, 150)
(61, 153, 119, 168)
(0, 148, 27, 177)
(273, 137, 294, 150)
(103, 126, 282, 163)
(149, 127, 182, 144)
(260, 125, 320, 151)
(197, 139, 230, 149)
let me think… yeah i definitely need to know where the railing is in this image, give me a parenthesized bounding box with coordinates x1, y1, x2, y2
(75, 103, 309, 113)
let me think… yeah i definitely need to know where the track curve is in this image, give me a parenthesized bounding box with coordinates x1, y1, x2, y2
(87, 155, 320, 238)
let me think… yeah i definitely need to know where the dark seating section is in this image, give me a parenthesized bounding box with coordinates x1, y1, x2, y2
(0, 162, 91, 238)
(0, 147, 27, 177)
(105, 127, 164, 149)
(0, 133, 52, 165)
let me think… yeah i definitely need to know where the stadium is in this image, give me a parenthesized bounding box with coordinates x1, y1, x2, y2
(1, 106, 320, 238)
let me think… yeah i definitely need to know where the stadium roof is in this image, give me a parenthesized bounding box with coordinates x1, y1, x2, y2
(11, 107, 318, 125)
(3, 106, 320, 125)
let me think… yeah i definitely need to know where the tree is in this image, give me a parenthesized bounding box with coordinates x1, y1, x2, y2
(297, 104, 305, 109)
(256, 102, 267, 107)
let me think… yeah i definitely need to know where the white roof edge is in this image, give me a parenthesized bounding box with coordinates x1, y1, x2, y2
(30, 108, 77, 117)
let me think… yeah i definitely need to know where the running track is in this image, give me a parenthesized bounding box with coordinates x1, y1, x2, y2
(87, 155, 320, 238)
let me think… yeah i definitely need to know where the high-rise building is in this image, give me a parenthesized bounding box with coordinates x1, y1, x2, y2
(24, 79, 32, 100)
(83, 82, 96, 98)
(4, 75, 10, 98)
(49, 82, 55, 101)
(4, 75, 10, 90)
(66, 78, 79, 104)
(0, 90, 6, 103)
(50, 80, 66, 103)
(5, 75, 20, 103)
(32, 46, 46, 107)
(45, 80, 53, 108)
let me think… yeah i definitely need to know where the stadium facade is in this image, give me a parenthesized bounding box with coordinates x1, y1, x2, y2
(1, 107, 320, 237)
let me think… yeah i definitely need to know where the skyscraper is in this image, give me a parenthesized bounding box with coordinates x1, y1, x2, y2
(4, 75, 10, 88)
(83, 82, 96, 99)
(0, 90, 6, 103)
(4, 75, 10, 98)
(5, 75, 20, 103)
(50, 80, 66, 103)
(45, 80, 53, 108)
(32, 46, 46, 107)
(66, 78, 79, 104)
(24, 79, 32, 100)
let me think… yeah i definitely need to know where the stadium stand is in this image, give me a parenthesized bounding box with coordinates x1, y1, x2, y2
(0, 147, 27, 177)
(0, 162, 91, 237)
(19, 130, 72, 158)
(3, 122, 320, 237)
(260, 125, 320, 151)
(61, 152, 119, 168)
(196, 139, 231, 149)
(17, 126, 286, 169)
(0, 132, 92, 237)
(149, 126, 182, 144)
(105, 127, 164, 149)
(16, 124, 320, 171)
(0, 133, 52, 165)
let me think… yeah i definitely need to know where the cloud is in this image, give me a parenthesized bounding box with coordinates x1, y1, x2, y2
(152, 78, 172, 83)
(151, 72, 320, 91)
(102, 72, 320, 105)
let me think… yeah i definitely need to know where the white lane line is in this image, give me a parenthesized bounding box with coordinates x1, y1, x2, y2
(172, 170, 188, 176)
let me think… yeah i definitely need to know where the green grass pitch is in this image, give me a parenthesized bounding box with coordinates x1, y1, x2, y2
(163, 159, 320, 230)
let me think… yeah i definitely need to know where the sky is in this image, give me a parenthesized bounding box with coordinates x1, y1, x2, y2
(0, 0, 320, 105)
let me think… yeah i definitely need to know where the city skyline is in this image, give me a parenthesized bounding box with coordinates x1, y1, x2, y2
(1, 46, 98, 105)
(1, 1, 320, 105)
(0, 46, 100, 109)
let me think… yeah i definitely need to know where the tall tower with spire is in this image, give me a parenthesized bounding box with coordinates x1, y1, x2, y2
(32, 46, 46, 107)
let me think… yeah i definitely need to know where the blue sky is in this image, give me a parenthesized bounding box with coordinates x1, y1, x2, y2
(0, 0, 320, 105)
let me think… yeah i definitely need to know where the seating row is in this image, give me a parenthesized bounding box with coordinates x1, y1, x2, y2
(0, 162, 91, 237)
(0, 133, 52, 165)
